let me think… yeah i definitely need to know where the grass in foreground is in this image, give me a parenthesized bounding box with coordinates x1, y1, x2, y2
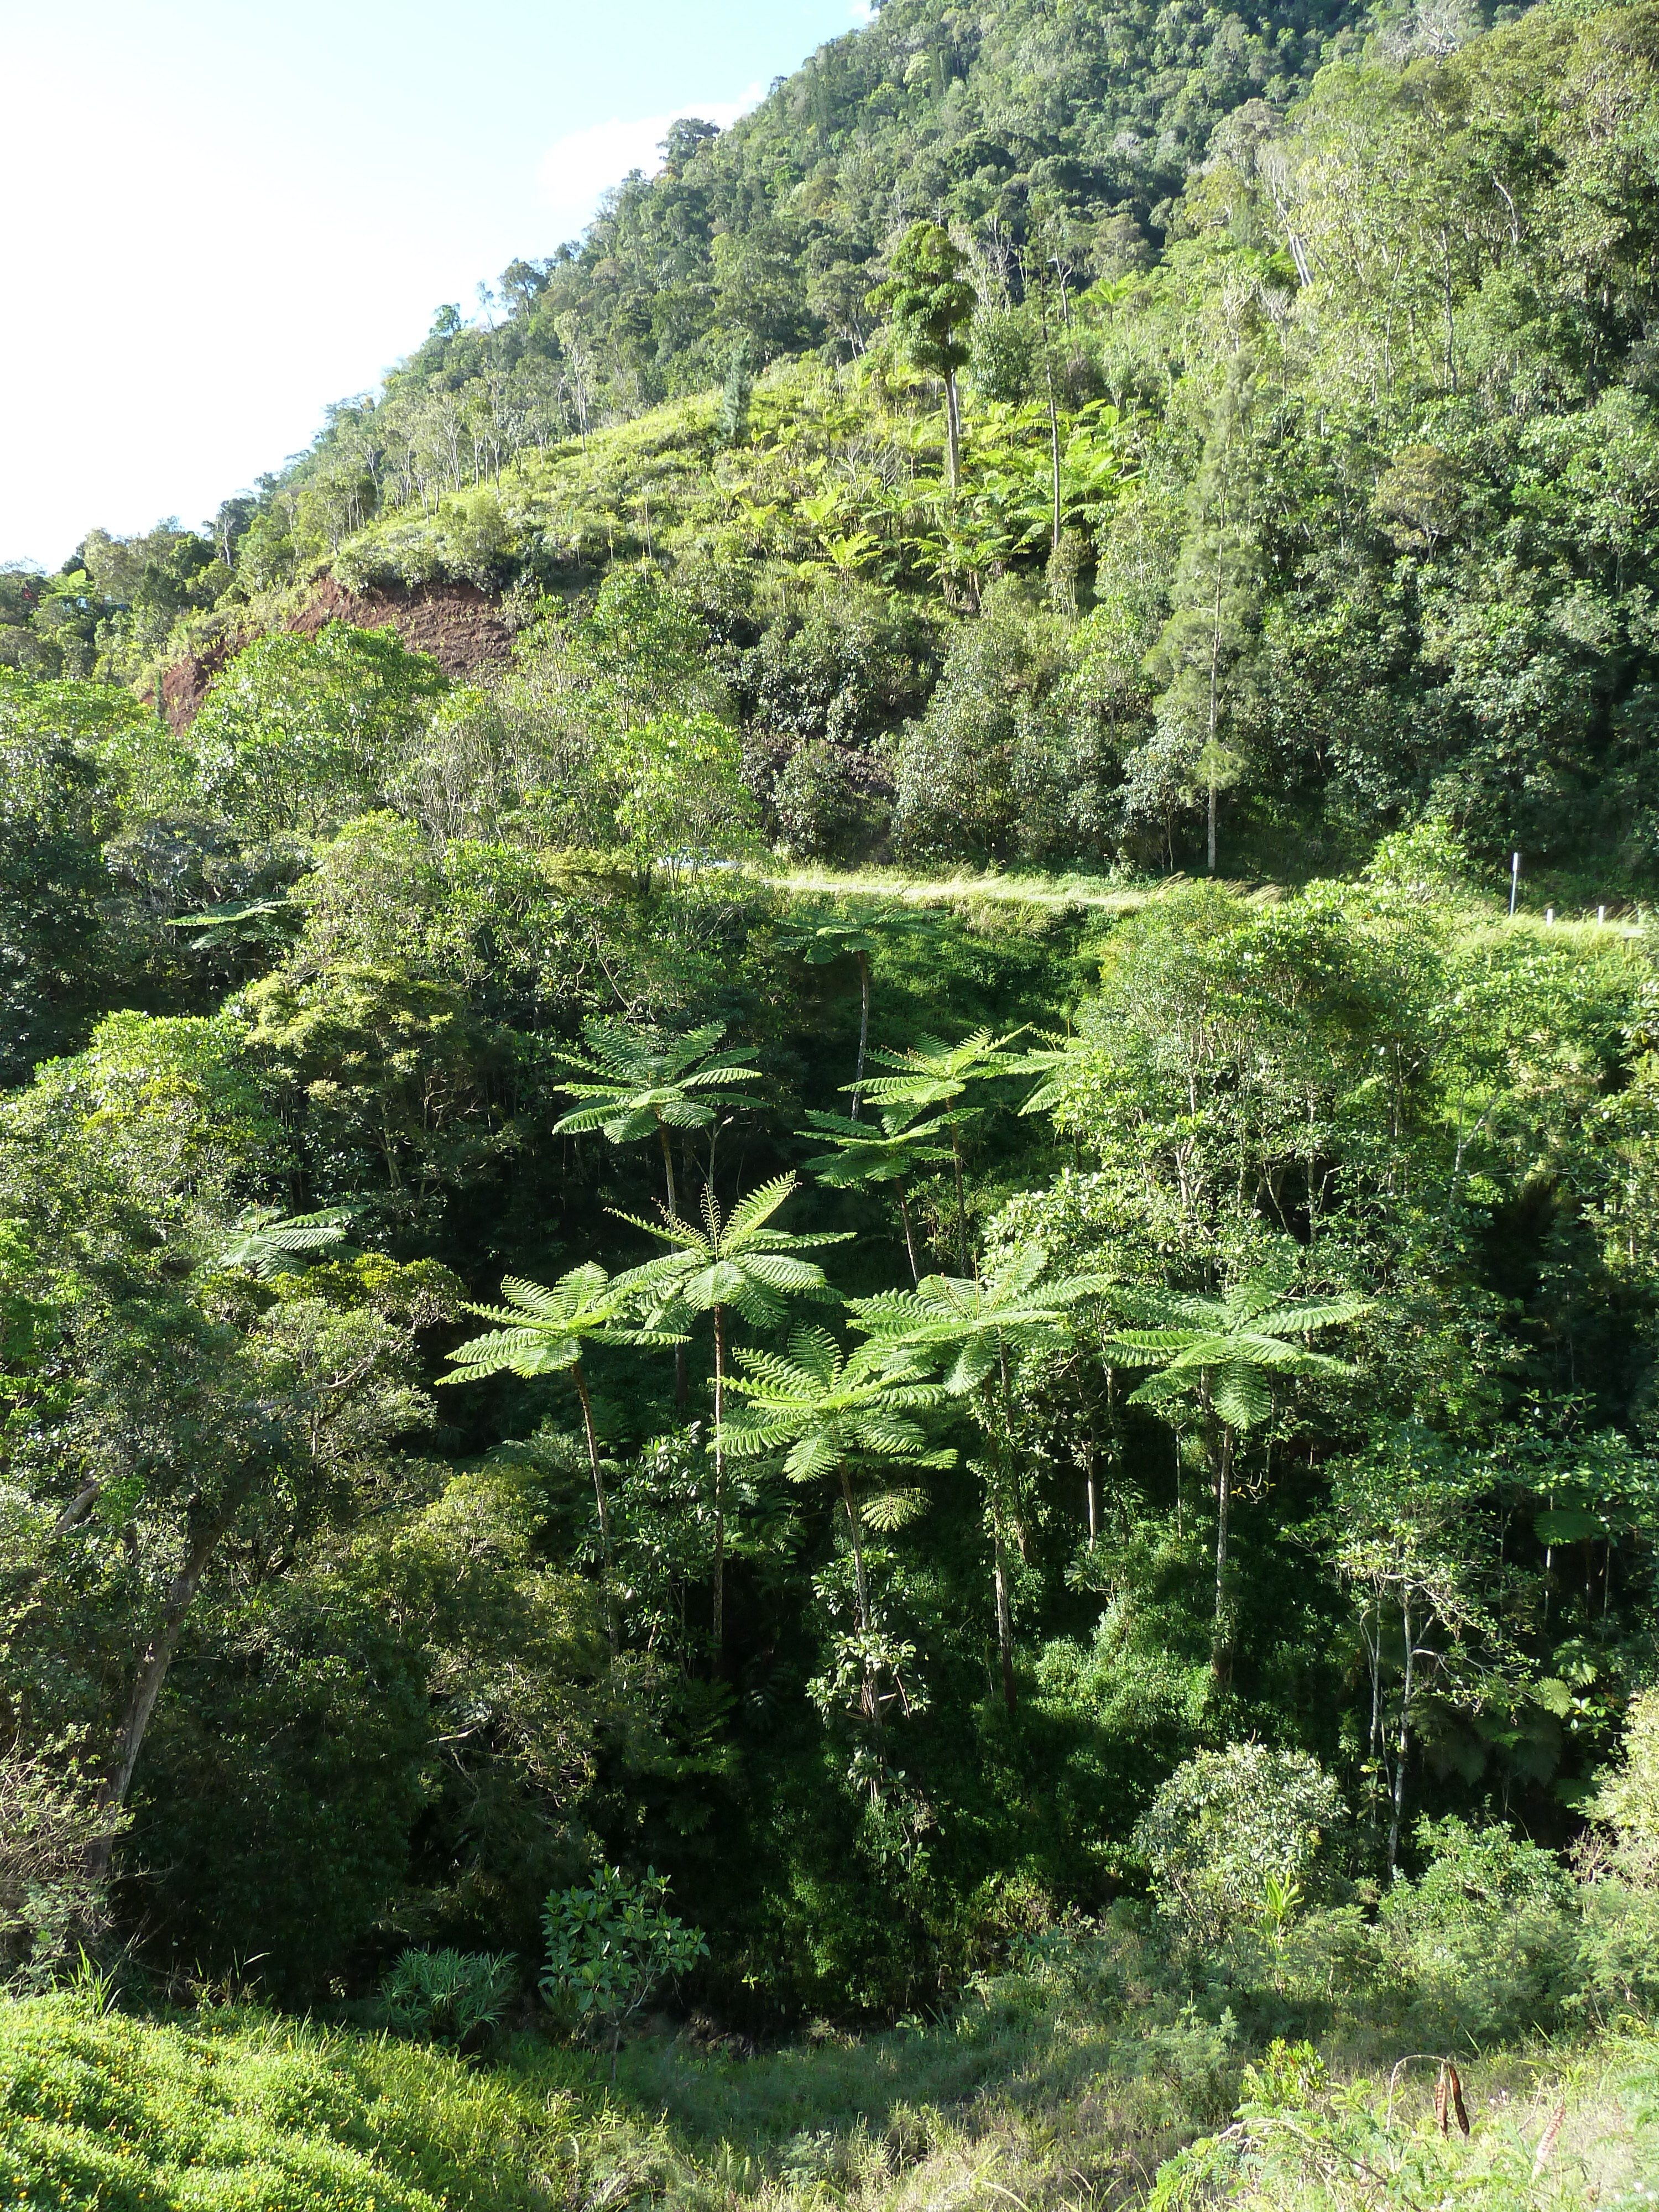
(1, 1950, 1655, 2212)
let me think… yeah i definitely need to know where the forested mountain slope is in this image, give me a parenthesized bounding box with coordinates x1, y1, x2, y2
(14, 0, 1659, 886)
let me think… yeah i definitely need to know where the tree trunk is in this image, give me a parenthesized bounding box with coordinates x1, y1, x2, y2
(1387, 1594, 1416, 1875)
(951, 1127, 968, 1274)
(1044, 348, 1062, 553)
(992, 1511, 1018, 1717)
(574, 1364, 619, 1658)
(660, 1114, 689, 1412)
(711, 1302, 727, 1656)
(851, 952, 871, 1120)
(1207, 492, 1225, 878)
(1209, 1426, 1233, 1689)
(943, 369, 961, 495)
(897, 1185, 921, 1287)
(87, 1506, 233, 1877)
(838, 1463, 881, 1739)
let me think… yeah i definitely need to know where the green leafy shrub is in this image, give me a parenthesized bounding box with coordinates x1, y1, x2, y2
(1131, 1746, 1347, 1947)
(540, 1864, 707, 2073)
(1382, 1816, 1577, 2046)
(0, 1749, 121, 1992)
(773, 740, 873, 860)
(1587, 1688, 1659, 1879)
(380, 1949, 518, 2044)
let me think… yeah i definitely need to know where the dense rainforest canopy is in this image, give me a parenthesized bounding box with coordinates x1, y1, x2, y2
(4, 1, 1659, 2204)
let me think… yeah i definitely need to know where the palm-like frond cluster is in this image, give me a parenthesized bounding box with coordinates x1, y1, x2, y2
(796, 1107, 954, 1190)
(551, 1019, 759, 1147)
(215, 1207, 353, 1278)
(611, 1174, 848, 1332)
(851, 1243, 1109, 1395)
(854, 1026, 1029, 1113)
(722, 1324, 952, 1493)
(441, 1013, 1369, 1712)
(1105, 1271, 1369, 1432)
(436, 1262, 680, 1386)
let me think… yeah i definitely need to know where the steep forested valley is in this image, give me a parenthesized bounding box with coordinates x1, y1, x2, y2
(4, 1, 1659, 2205)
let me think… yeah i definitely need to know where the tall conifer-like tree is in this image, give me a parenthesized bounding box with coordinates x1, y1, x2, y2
(867, 223, 977, 493)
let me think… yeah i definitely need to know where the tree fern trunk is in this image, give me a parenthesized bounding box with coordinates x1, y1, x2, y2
(88, 1504, 234, 1876)
(852, 951, 870, 1120)
(712, 1302, 727, 1657)
(992, 1512, 1018, 1717)
(1210, 1425, 1234, 1691)
(575, 1364, 619, 1658)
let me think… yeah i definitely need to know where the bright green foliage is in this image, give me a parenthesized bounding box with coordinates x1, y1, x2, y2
(1589, 1691, 1659, 1876)
(380, 1949, 518, 2043)
(855, 1026, 1028, 1117)
(852, 1244, 1102, 1397)
(213, 1206, 352, 1277)
(618, 1175, 843, 1335)
(0, 1996, 581, 2210)
(797, 1108, 953, 1191)
(540, 1864, 707, 2068)
(867, 223, 977, 490)
(723, 1323, 950, 1745)
(855, 1026, 1029, 1265)
(720, 332, 754, 447)
(852, 1244, 1105, 1714)
(722, 1324, 950, 1497)
(1131, 1745, 1346, 1947)
(0, 1751, 120, 1992)
(865, 225, 975, 389)
(439, 1264, 673, 1387)
(605, 709, 757, 888)
(552, 1016, 760, 1217)
(189, 623, 448, 836)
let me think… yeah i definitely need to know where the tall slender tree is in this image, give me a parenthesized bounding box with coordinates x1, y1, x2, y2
(618, 1176, 847, 1652)
(777, 905, 931, 1117)
(852, 1244, 1104, 1715)
(854, 1028, 1027, 1269)
(554, 1018, 761, 1407)
(436, 1262, 682, 1655)
(720, 1325, 951, 1751)
(551, 1018, 760, 1223)
(797, 1105, 953, 1284)
(866, 223, 977, 495)
(1105, 1267, 1366, 1688)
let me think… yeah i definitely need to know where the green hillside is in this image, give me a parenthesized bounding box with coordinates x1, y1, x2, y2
(5, 2, 1659, 2205)
(9, 0, 1659, 886)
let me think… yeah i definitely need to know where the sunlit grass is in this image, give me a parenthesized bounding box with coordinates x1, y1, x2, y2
(3, 1955, 1651, 2210)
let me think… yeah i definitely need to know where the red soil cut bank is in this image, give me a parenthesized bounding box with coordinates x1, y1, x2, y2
(158, 578, 513, 731)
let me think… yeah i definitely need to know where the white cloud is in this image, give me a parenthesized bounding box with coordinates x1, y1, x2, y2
(538, 86, 763, 244)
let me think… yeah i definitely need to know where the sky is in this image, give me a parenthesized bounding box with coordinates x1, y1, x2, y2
(0, 0, 865, 568)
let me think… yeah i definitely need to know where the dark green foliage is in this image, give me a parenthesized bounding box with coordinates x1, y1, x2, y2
(0, 697, 114, 1084)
